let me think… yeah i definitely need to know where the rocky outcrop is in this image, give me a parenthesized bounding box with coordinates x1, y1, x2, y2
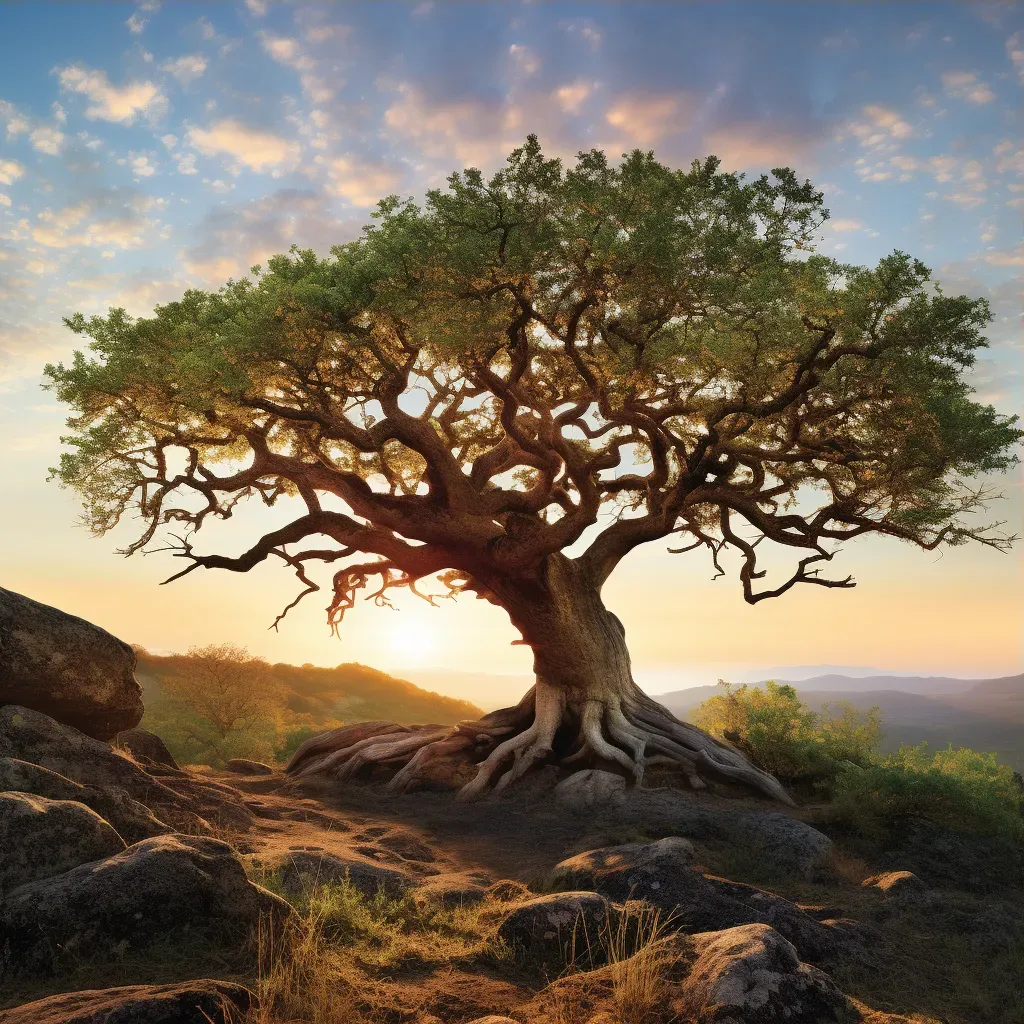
(548, 837, 848, 964)
(619, 790, 833, 878)
(1, 979, 255, 1024)
(0, 834, 290, 976)
(0, 792, 125, 895)
(497, 891, 616, 966)
(0, 587, 144, 740)
(0, 757, 171, 845)
(0, 706, 252, 835)
(673, 923, 855, 1023)
(115, 729, 179, 770)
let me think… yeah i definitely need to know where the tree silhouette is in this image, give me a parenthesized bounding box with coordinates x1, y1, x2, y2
(46, 138, 1020, 802)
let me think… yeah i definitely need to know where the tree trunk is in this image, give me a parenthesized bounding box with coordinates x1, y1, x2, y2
(286, 553, 794, 805)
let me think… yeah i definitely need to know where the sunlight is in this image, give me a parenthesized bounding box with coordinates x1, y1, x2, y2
(384, 613, 441, 666)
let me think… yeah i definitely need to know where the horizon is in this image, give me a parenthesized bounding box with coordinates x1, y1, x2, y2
(2, 0, 1021, 702)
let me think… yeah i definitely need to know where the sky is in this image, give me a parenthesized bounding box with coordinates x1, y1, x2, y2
(0, 0, 1021, 699)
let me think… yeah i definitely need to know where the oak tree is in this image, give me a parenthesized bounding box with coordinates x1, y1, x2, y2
(46, 138, 1021, 803)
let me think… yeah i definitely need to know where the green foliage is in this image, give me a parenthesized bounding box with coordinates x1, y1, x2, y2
(134, 648, 481, 767)
(41, 136, 1021, 629)
(692, 680, 882, 780)
(832, 742, 1024, 841)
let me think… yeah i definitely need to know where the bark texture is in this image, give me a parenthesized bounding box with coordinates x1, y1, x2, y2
(286, 555, 793, 805)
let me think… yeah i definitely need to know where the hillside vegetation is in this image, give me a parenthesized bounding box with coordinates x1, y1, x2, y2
(659, 674, 1024, 771)
(134, 648, 482, 768)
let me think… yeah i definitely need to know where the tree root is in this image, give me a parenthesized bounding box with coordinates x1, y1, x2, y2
(285, 681, 794, 806)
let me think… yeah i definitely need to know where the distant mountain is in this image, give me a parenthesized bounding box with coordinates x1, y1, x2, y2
(136, 653, 484, 727)
(389, 669, 535, 712)
(655, 675, 1024, 772)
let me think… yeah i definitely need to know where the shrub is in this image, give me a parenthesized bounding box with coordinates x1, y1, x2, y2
(692, 680, 882, 782)
(831, 742, 1024, 841)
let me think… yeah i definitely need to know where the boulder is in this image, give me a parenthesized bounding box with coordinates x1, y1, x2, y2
(554, 769, 628, 812)
(0, 587, 143, 740)
(115, 729, 179, 770)
(273, 848, 412, 899)
(548, 838, 846, 964)
(0, 792, 125, 895)
(0, 706, 176, 800)
(0, 979, 255, 1024)
(862, 871, 926, 905)
(673, 923, 855, 1023)
(225, 758, 275, 775)
(622, 790, 833, 878)
(0, 706, 248, 834)
(0, 834, 290, 976)
(497, 891, 616, 966)
(0, 757, 171, 845)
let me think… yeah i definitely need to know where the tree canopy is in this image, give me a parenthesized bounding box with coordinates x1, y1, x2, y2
(46, 136, 1021, 630)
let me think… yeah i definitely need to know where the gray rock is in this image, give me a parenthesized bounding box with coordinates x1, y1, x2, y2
(274, 849, 411, 899)
(497, 892, 615, 966)
(554, 769, 628, 812)
(0, 706, 176, 801)
(622, 790, 833, 878)
(225, 758, 275, 775)
(675, 923, 855, 1023)
(0, 833, 290, 976)
(0, 587, 143, 740)
(548, 838, 845, 964)
(0, 979, 255, 1024)
(0, 792, 126, 895)
(115, 729, 179, 770)
(862, 870, 926, 904)
(0, 757, 171, 845)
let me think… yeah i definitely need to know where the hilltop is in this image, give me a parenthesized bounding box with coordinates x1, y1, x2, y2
(656, 673, 1024, 771)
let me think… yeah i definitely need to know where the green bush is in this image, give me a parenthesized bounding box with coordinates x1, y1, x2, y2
(831, 742, 1024, 841)
(692, 680, 883, 781)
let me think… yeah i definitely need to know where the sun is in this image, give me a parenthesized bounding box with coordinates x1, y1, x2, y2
(384, 614, 440, 666)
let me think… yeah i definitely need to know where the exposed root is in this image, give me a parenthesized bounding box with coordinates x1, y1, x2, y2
(285, 680, 794, 806)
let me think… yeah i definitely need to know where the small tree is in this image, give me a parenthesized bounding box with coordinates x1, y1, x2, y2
(45, 138, 1020, 803)
(162, 643, 284, 740)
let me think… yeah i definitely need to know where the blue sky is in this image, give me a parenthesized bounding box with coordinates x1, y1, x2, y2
(1, 1, 1021, 689)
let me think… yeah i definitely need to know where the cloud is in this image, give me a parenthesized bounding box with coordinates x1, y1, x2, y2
(700, 122, 817, 171)
(983, 248, 1024, 266)
(604, 92, 695, 146)
(846, 104, 914, 151)
(126, 0, 159, 35)
(942, 192, 985, 209)
(0, 194, 10, 207)
(0, 99, 29, 138)
(0, 159, 24, 185)
(941, 70, 995, 105)
(244, 0, 268, 15)
(259, 33, 314, 72)
(179, 188, 362, 284)
(31, 192, 158, 250)
(57, 64, 166, 124)
(1008, 34, 1024, 85)
(187, 119, 301, 174)
(30, 126, 65, 155)
(130, 154, 156, 178)
(325, 156, 404, 206)
(384, 82, 526, 166)
(510, 44, 540, 77)
(554, 80, 595, 114)
(831, 219, 862, 231)
(161, 54, 208, 85)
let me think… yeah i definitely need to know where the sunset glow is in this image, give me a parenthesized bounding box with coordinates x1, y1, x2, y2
(0, 1, 1020, 700)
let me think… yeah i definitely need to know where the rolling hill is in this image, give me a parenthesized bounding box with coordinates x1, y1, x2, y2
(654, 674, 1024, 771)
(135, 652, 484, 728)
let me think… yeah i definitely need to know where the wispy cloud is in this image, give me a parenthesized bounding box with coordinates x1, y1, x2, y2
(57, 64, 166, 124)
